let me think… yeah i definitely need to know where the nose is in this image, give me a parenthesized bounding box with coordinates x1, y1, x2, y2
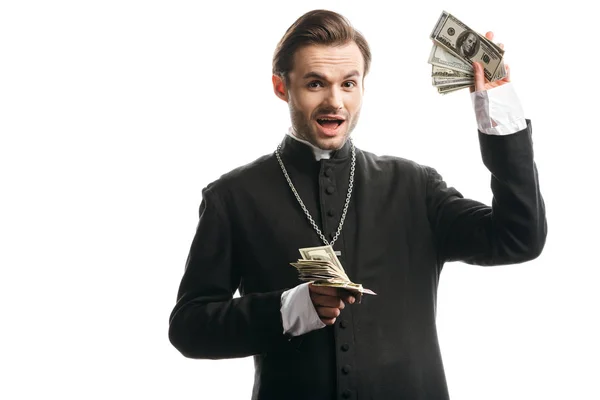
(325, 86, 343, 110)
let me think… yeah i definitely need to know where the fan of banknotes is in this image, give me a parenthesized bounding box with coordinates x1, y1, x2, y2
(290, 245, 376, 301)
(428, 11, 506, 94)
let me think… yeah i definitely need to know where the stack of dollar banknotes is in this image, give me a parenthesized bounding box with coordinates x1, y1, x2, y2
(290, 245, 376, 302)
(429, 11, 506, 94)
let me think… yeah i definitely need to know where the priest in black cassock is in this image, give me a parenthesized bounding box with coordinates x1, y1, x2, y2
(168, 9, 547, 400)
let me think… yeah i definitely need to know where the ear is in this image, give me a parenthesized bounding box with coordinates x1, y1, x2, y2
(272, 74, 289, 102)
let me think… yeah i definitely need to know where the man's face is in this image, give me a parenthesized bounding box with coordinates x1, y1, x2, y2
(462, 33, 477, 54)
(275, 42, 364, 150)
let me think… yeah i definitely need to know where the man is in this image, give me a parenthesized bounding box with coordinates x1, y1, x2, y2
(457, 30, 480, 58)
(168, 9, 546, 400)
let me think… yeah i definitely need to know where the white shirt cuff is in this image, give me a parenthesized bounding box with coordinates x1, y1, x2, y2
(280, 282, 326, 337)
(471, 82, 527, 135)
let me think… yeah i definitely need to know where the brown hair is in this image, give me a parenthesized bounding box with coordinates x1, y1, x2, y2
(272, 10, 372, 83)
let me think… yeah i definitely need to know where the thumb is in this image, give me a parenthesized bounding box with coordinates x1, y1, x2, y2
(473, 62, 486, 92)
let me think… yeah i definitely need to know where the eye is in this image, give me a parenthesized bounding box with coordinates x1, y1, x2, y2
(307, 81, 323, 89)
(343, 81, 356, 88)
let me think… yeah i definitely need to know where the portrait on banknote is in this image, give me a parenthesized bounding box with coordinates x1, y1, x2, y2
(456, 30, 480, 58)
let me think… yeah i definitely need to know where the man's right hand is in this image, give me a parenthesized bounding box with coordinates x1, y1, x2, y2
(309, 284, 356, 325)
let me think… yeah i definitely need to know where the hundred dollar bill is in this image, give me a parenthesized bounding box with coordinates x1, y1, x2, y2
(432, 76, 474, 87)
(492, 60, 507, 81)
(298, 245, 345, 275)
(477, 32, 507, 81)
(437, 83, 472, 94)
(293, 245, 377, 298)
(432, 65, 473, 78)
(428, 44, 473, 74)
(312, 281, 377, 296)
(430, 11, 504, 81)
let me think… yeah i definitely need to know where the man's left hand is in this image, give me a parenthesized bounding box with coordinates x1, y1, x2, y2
(472, 31, 510, 93)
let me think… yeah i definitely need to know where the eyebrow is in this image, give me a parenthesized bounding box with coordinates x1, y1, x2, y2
(302, 70, 361, 81)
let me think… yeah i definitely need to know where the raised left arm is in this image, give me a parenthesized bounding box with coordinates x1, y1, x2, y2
(427, 122, 547, 266)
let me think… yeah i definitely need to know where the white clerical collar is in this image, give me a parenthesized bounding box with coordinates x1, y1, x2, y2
(286, 128, 332, 161)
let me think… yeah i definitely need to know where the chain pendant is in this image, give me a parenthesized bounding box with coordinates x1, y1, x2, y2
(275, 139, 356, 248)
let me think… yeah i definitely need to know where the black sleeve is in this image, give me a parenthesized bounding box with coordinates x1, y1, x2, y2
(426, 120, 547, 266)
(168, 187, 290, 359)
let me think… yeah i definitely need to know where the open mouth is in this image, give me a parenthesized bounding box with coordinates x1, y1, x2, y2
(316, 116, 345, 132)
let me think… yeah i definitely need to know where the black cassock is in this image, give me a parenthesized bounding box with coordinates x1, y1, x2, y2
(169, 122, 547, 400)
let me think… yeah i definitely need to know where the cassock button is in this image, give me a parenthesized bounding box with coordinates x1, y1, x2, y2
(326, 186, 335, 195)
(327, 209, 335, 217)
(339, 320, 348, 329)
(342, 389, 352, 398)
(342, 364, 351, 374)
(324, 167, 333, 177)
(341, 343, 350, 352)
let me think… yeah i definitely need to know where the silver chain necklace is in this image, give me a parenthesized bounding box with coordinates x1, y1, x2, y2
(275, 139, 356, 247)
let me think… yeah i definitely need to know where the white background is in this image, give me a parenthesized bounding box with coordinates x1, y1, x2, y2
(1, 1, 597, 399)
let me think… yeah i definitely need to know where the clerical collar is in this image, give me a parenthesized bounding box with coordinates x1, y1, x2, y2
(278, 128, 352, 166)
(286, 128, 332, 161)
